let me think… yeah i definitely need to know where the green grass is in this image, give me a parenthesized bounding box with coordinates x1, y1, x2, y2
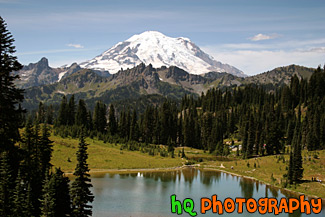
(202, 150, 325, 198)
(50, 135, 183, 172)
(49, 131, 324, 198)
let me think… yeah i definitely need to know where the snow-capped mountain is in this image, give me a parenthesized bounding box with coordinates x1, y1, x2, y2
(80, 31, 246, 77)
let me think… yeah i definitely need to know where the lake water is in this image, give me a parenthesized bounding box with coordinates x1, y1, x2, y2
(90, 168, 324, 217)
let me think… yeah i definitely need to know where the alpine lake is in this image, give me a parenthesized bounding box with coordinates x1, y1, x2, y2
(86, 168, 324, 217)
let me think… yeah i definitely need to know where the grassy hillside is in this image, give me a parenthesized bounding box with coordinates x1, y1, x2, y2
(49, 131, 324, 198)
(50, 134, 183, 172)
(202, 150, 325, 198)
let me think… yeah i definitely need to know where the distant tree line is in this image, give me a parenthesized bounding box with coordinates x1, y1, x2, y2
(51, 66, 325, 154)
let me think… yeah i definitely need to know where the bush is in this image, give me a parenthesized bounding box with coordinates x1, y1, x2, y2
(271, 173, 276, 182)
(160, 150, 167, 157)
(185, 160, 195, 165)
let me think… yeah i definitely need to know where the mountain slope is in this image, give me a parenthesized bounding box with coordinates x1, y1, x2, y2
(14, 58, 110, 89)
(22, 63, 316, 111)
(245, 65, 315, 86)
(22, 64, 195, 111)
(80, 31, 245, 77)
(14, 57, 62, 88)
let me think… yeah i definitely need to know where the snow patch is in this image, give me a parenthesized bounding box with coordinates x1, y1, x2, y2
(58, 70, 68, 81)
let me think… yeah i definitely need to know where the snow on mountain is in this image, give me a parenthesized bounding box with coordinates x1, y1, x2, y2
(80, 31, 246, 77)
(58, 70, 68, 81)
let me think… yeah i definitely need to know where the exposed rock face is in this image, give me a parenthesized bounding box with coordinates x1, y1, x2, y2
(14, 58, 110, 89)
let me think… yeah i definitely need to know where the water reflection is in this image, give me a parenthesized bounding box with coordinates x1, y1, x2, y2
(269, 186, 279, 198)
(239, 178, 254, 199)
(89, 168, 323, 217)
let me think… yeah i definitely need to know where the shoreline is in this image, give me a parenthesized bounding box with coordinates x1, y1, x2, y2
(65, 164, 325, 201)
(65, 164, 189, 175)
(200, 166, 325, 202)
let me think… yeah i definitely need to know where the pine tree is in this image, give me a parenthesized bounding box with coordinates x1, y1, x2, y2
(292, 126, 303, 182)
(67, 95, 76, 126)
(0, 16, 25, 152)
(108, 104, 117, 136)
(40, 172, 55, 217)
(201, 112, 213, 148)
(241, 120, 249, 158)
(70, 132, 94, 217)
(29, 121, 44, 217)
(57, 96, 68, 126)
(177, 113, 183, 146)
(51, 168, 71, 217)
(288, 151, 294, 184)
(46, 104, 54, 125)
(0, 152, 14, 216)
(39, 124, 53, 176)
(12, 169, 28, 217)
(93, 101, 107, 134)
(129, 109, 139, 141)
(37, 102, 46, 123)
(41, 168, 71, 217)
(25, 182, 34, 217)
(288, 115, 304, 184)
(181, 147, 186, 158)
(0, 16, 25, 209)
(265, 110, 281, 155)
(21, 116, 33, 164)
(75, 99, 88, 128)
(285, 119, 295, 146)
(246, 113, 255, 158)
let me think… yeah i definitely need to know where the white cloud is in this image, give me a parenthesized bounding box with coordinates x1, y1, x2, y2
(302, 47, 325, 53)
(202, 37, 325, 75)
(203, 47, 324, 76)
(67, 44, 84, 49)
(249, 33, 279, 41)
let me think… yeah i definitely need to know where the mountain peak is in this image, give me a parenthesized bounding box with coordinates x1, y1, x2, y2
(126, 31, 192, 44)
(80, 31, 246, 77)
(38, 57, 49, 68)
(40, 57, 48, 63)
(126, 31, 167, 41)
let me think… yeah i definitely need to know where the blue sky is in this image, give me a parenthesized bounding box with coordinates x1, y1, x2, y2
(1, 0, 324, 75)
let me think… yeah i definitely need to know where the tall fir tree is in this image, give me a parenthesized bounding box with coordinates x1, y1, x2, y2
(41, 168, 71, 217)
(75, 99, 88, 128)
(0, 16, 25, 152)
(46, 104, 54, 125)
(0, 152, 14, 216)
(67, 95, 76, 126)
(57, 96, 68, 126)
(12, 169, 28, 217)
(40, 172, 55, 217)
(129, 109, 139, 141)
(292, 124, 303, 182)
(39, 124, 53, 178)
(288, 151, 294, 184)
(70, 132, 94, 217)
(108, 104, 117, 136)
(37, 102, 46, 123)
(246, 113, 255, 158)
(93, 101, 107, 133)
